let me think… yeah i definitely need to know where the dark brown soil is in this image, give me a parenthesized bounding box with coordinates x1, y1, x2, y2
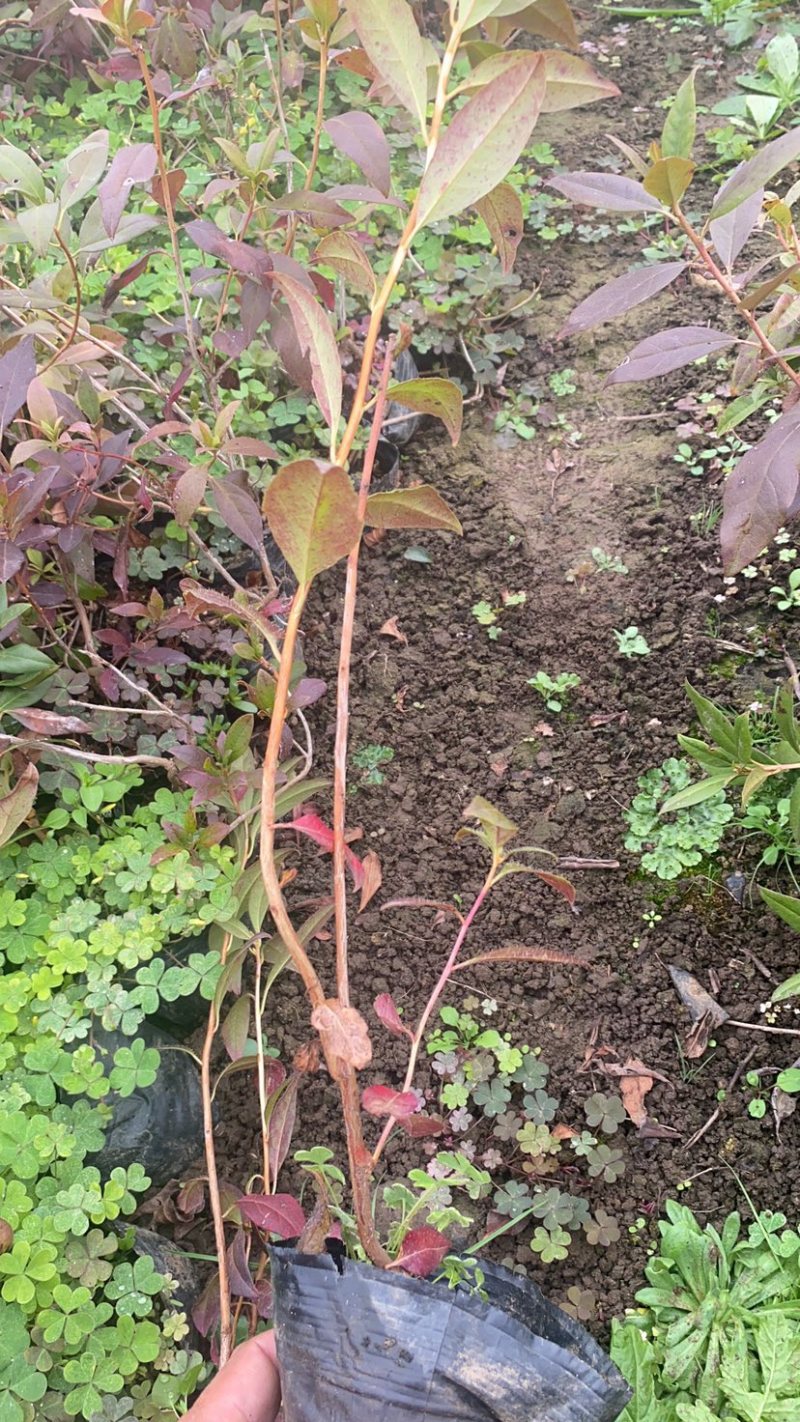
(173, 7, 800, 1334)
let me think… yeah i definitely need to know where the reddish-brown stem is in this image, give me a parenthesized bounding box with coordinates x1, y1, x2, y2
(372, 870, 496, 1168)
(40, 231, 81, 375)
(675, 206, 800, 391)
(201, 973, 232, 1365)
(332, 342, 395, 1007)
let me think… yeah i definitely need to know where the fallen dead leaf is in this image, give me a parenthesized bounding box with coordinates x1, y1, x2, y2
(490, 757, 509, 777)
(358, 849, 382, 912)
(619, 1059, 653, 1129)
(534, 721, 554, 737)
(379, 617, 407, 645)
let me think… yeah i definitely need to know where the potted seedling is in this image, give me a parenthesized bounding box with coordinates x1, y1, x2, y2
(175, 0, 630, 1416)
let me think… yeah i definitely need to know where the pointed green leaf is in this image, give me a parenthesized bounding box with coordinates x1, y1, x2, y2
(346, 0, 429, 139)
(662, 773, 734, 812)
(760, 886, 800, 940)
(383, 378, 463, 444)
(316, 231, 376, 300)
(415, 55, 546, 230)
(263, 460, 361, 584)
(643, 156, 695, 208)
(0, 145, 46, 204)
(365, 485, 462, 533)
(661, 71, 697, 160)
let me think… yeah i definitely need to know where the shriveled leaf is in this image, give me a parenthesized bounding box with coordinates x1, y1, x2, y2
(359, 848, 382, 911)
(558, 261, 686, 339)
(400, 1112, 445, 1138)
(273, 274, 342, 435)
(415, 56, 546, 230)
(316, 231, 376, 300)
(361, 1085, 419, 1117)
(709, 187, 763, 270)
(13, 708, 90, 734)
(643, 156, 695, 208)
(99, 143, 157, 238)
(238, 1193, 306, 1238)
(0, 763, 39, 848)
(493, 0, 578, 49)
(365, 485, 462, 533)
(618, 1058, 654, 1129)
(311, 998, 373, 1070)
(173, 466, 207, 527)
(474, 182, 524, 274)
(720, 406, 800, 573)
(661, 70, 696, 160)
(383, 378, 463, 445)
(0, 336, 36, 440)
(264, 461, 361, 584)
(374, 993, 413, 1041)
(455, 943, 590, 970)
(210, 476, 264, 555)
(221, 996, 250, 1061)
(606, 326, 736, 385)
(346, 0, 429, 138)
(711, 127, 800, 220)
(323, 111, 391, 196)
(548, 171, 663, 214)
(391, 1226, 450, 1277)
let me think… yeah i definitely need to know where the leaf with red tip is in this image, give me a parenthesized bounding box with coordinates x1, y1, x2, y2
(374, 993, 414, 1041)
(288, 811, 364, 889)
(391, 1226, 450, 1277)
(264, 461, 361, 585)
(238, 1193, 307, 1238)
(311, 999, 373, 1070)
(272, 277, 342, 437)
(558, 262, 686, 339)
(361, 1085, 419, 1117)
(534, 870, 576, 905)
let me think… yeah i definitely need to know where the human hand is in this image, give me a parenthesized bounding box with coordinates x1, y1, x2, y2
(185, 1331, 282, 1422)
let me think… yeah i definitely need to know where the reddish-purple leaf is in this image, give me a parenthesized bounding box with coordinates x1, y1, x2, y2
(374, 993, 414, 1041)
(264, 461, 361, 585)
(184, 219, 273, 284)
(0, 541, 25, 583)
(709, 187, 763, 270)
(285, 811, 365, 889)
(711, 128, 800, 220)
(272, 276, 342, 435)
(391, 1227, 450, 1277)
(99, 143, 157, 238)
(558, 261, 686, 339)
(606, 326, 737, 385)
(416, 57, 546, 230)
(221, 996, 250, 1061)
(227, 1229, 258, 1300)
(721, 406, 800, 573)
(311, 999, 373, 1070)
(399, 1113, 445, 1138)
(101, 251, 156, 310)
(268, 1074, 298, 1186)
(534, 870, 576, 906)
(0, 336, 36, 441)
(475, 182, 524, 275)
(266, 190, 349, 223)
(238, 1193, 307, 1238)
(209, 475, 264, 554)
(323, 112, 391, 196)
(289, 677, 327, 711)
(548, 171, 663, 214)
(13, 708, 90, 735)
(222, 437, 278, 459)
(509, 0, 579, 48)
(361, 1085, 419, 1117)
(192, 1270, 221, 1339)
(173, 465, 207, 528)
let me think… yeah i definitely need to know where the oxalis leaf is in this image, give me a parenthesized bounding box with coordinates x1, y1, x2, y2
(559, 261, 686, 339)
(346, 0, 429, 139)
(606, 326, 737, 385)
(414, 56, 546, 231)
(263, 461, 362, 584)
(720, 405, 800, 573)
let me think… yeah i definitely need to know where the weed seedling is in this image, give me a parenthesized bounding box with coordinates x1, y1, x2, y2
(770, 566, 800, 610)
(527, 670, 581, 713)
(592, 547, 629, 574)
(352, 745, 394, 787)
(472, 591, 526, 639)
(614, 626, 651, 658)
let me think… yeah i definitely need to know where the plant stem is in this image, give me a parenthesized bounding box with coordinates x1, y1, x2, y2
(372, 871, 495, 1167)
(253, 947, 272, 1190)
(201, 976, 233, 1366)
(332, 342, 395, 1007)
(675, 206, 800, 392)
(40, 230, 81, 374)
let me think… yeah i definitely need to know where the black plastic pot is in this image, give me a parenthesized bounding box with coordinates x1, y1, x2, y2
(269, 1245, 632, 1422)
(86, 1022, 204, 1189)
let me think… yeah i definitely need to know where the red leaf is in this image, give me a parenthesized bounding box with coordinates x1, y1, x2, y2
(606, 326, 737, 385)
(268, 1074, 298, 1186)
(549, 171, 662, 214)
(361, 1085, 419, 1117)
(399, 1113, 445, 1138)
(289, 812, 365, 890)
(559, 262, 686, 339)
(0, 336, 36, 441)
(101, 251, 155, 310)
(311, 998, 372, 1070)
(390, 1227, 450, 1277)
(238, 1193, 306, 1238)
(226, 1229, 257, 1300)
(374, 993, 413, 1041)
(0, 541, 25, 583)
(359, 849, 382, 912)
(185, 219, 273, 284)
(721, 405, 800, 572)
(210, 476, 264, 555)
(534, 870, 576, 906)
(324, 111, 391, 196)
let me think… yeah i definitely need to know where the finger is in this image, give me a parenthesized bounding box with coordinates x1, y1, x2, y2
(187, 1332, 281, 1422)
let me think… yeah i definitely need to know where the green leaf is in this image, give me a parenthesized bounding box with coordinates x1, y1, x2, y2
(365, 485, 462, 533)
(760, 886, 800, 940)
(662, 773, 734, 812)
(415, 56, 546, 230)
(711, 125, 800, 220)
(0, 146, 46, 204)
(685, 684, 739, 757)
(643, 157, 695, 207)
(264, 461, 361, 585)
(0, 645, 56, 681)
(776, 1068, 800, 1094)
(346, 0, 429, 140)
(661, 71, 697, 160)
(315, 231, 376, 300)
(610, 1319, 659, 1422)
(17, 202, 58, 258)
(384, 378, 463, 445)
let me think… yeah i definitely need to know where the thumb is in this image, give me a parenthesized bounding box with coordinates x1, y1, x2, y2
(187, 1331, 281, 1422)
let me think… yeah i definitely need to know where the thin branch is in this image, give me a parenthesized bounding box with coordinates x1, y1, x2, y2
(0, 735, 172, 769)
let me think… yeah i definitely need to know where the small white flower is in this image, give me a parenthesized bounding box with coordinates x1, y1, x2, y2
(481, 998, 498, 1016)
